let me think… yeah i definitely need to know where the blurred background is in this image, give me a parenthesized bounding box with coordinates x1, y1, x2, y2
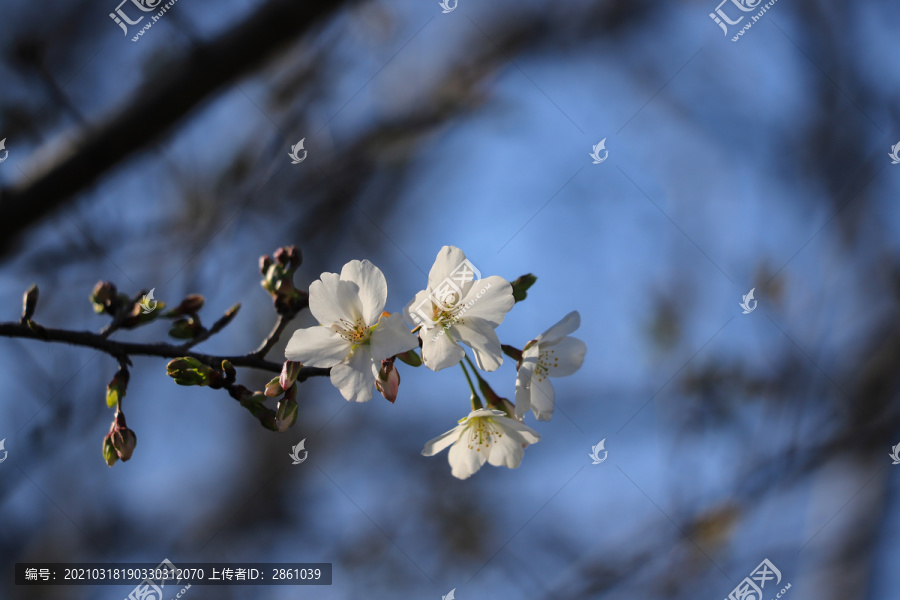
(1, 0, 900, 598)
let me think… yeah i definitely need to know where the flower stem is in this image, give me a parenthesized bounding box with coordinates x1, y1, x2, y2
(463, 355, 481, 380)
(459, 360, 483, 410)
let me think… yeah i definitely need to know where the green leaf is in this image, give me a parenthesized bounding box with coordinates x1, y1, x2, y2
(395, 349, 422, 367)
(511, 274, 537, 303)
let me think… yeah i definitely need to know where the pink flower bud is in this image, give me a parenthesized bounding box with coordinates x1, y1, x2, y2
(375, 359, 401, 403)
(280, 360, 302, 390)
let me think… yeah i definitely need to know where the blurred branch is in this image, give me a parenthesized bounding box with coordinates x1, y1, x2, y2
(0, 0, 353, 254)
(253, 313, 293, 357)
(0, 320, 327, 378)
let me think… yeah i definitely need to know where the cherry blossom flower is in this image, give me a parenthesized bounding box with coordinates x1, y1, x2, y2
(405, 246, 514, 372)
(515, 311, 586, 421)
(285, 260, 417, 402)
(422, 408, 541, 479)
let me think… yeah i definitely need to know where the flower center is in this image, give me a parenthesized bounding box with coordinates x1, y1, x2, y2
(465, 418, 503, 452)
(332, 316, 370, 346)
(534, 347, 558, 382)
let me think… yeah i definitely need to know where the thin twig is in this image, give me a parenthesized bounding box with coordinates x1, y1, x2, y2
(181, 305, 240, 350)
(253, 313, 293, 357)
(0, 320, 328, 378)
(99, 290, 146, 338)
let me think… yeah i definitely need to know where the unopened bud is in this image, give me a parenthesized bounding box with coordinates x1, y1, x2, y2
(264, 376, 284, 397)
(273, 246, 291, 266)
(221, 360, 236, 382)
(112, 426, 137, 461)
(259, 255, 274, 275)
(166, 357, 214, 386)
(90, 281, 118, 315)
(375, 359, 401, 403)
(121, 299, 165, 328)
(170, 294, 205, 316)
(22, 284, 39, 322)
(106, 367, 130, 408)
(168, 316, 203, 340)
(280, 360, 303, 390)
(102, 434, 118, 467)
(287, 246, 301, 270)
(239, 396, 277, 431)
(276, 386, 299, 432)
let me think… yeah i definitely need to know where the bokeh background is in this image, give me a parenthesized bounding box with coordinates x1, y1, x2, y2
(2, 0, 900, 598)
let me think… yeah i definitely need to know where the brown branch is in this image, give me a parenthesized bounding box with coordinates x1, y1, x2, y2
(0, 320, 328, 380)
(179, 304, 241, 350)
(0, 0, 352, 252)
(99, 290, 147, 338)
(253, 313, 293, 357)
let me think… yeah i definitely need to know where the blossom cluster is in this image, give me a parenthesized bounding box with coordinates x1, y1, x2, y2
(285, 246, 586, 479)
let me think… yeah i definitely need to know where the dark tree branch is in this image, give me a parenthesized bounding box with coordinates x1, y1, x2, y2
(253, 313, 293, 357)
(0, 320, 328, 380)
(180, 303, 241, 350)
(0, 0, 353, 252)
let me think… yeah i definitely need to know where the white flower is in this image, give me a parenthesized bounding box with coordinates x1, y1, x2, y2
(405, 246, 514, 372)
(285, 259, 418, 403)
(515, 311, 586, 421)
(422, 408, 541, 479)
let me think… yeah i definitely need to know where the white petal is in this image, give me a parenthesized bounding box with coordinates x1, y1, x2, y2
(404, 289, 439, 329)
(514, 351, 538, 420)
(537, 311, 581, 346)
(456, 276, 514, 326)
(420, 325, 465, 371)
(542, 336, 587, 378)
(485, 427, 527, 469)
(369, 313, 418, 360)
(340, 260, 387, 325)
(329, 347, 376, 402)
(448, 430, 487, 480)
(308, 272, 362, 325)
(528, 374, 556, 421)
(421, 426, 461, 456)
(284, 326, 350, 367)
(453, 317, 503, 371)
(427, 246, 470, 291)
(500, 417, 541, 444)
(468, 408, 506, 419)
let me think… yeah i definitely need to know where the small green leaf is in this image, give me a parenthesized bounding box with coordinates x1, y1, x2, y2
(166, 357, 214, 386)
(511, 274, 537, 303)
(396, 349, 422, 367)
